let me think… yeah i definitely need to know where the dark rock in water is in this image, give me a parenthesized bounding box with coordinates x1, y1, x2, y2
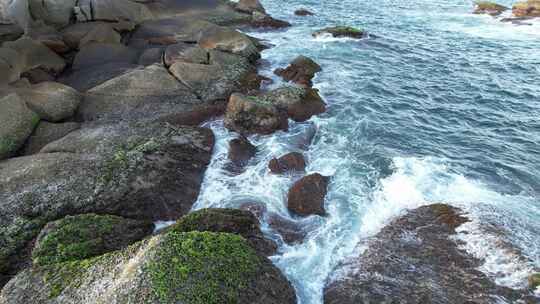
(0, 231, 297, 304)
(295, 9, 315, 16)
(323, 204, 532, 304)
(235, 0, 266, 14)
(0, 94, 40, 160)
(287, 173, 329, 217)
(23, 121, 80, 155)
(228, 136, 257, 168)
(274, 55, 322, 87)
(0, 122, 213, 284)
(57, 62, 140, 92)
(313, 26, 366, 39)
(264, 86, 326, 122)
(171, 208, 277, 256)
(267, 213, 307, 244)
(250, 11, 292, 28)
(269, 152, 306, 174)
(473, 1, 509, 16)
(500, 16, 534, 25)
(32, 214, 153, 266)
(224, 93, 289, 135)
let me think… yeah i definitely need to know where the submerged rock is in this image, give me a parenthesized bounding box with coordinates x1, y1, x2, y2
(32, 214, 153, 266)
(0, 93, 40, 160)
(23, 121, 80, 155)
(0, 122, 213, 283)
(323, 204, 532, 304)
(228, 136, 257, 168)
(274, 55, 322, 87)
(295, 9, 314, 16)
(224, 93, 288, 135)
(313, 26, 365, 39)
(513, 0, 540, 17)
(0, 231, 296, 304)
(171, 208, 277, 256)
(250, 11, 291, 28)
(473, 1, 509, 16)
(287, 173, 330, 216)
(269, 152, 306, 174)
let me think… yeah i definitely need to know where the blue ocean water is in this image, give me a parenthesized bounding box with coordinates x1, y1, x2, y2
(194, 0, 540, 303)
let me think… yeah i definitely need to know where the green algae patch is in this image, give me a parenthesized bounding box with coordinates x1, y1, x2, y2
(171, 208, 253, 233)
(42, 258, 96, 298)
(147, 231, 261, 304)
(33, 214, 126, 266)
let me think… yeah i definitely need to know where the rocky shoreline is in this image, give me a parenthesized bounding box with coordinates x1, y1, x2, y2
(0, 0, 539, 303)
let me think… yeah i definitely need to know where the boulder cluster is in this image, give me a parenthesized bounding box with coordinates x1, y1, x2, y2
(0, 0, 302, 303)
(473, 0, 540, 23)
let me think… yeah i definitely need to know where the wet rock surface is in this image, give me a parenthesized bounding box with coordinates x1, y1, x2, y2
(274, 55, 322, 87)
(313, 26, 366, 39)
(295, 8, 314, 16)
(269, 152, 306, 174)
(323, 204, 535, 304)
(287, 173, 330, 216)
(228, 136, 257, 168)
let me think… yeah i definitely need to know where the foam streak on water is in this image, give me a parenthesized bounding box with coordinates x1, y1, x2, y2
(194, 0, 540, 303)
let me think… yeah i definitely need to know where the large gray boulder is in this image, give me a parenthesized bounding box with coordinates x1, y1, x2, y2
(77, 64, 201, 122)
(0, 231, 296, 304)
(263, 86, 326, 122)
(22, 121, 80, 155)
(145, 0, 251, 25)
(74, 0, 153, 23)
(198, 25, 260, 62)
(57, 62, 140, 92)
(2, 81, 82, 122)
(129, 18, 216, 46)
(0, 37, 65, 84)
(72, 42, 139, 70)
(61, 22, 122, 50)
(0, 93, 39, 159)
(0, 121, 214, 285)
(28, 0, 76, 28)
(323, 204, 533, 304)
(168, 49, 258, 102)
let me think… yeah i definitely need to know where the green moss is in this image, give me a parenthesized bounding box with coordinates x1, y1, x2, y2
(32, 214, 122, 266)
(0, 217, 46, 273)
(171, 208, 252, 233)
(99, 137, 161, 184)
(0, 136, 18, 156)
(147, 231, 261, 304)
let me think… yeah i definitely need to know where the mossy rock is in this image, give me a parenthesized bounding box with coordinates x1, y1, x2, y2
(474, 1, 508, 15)
(0, 231, 297, 304)
(170, 208, 277, 256)
(313, 26, 365, 39)
(32, 214, 153, 266)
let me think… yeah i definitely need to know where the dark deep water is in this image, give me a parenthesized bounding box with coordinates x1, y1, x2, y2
(193, 0, 540, 302)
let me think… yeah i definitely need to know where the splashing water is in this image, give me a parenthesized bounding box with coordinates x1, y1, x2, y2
(194, 0, 540, 303)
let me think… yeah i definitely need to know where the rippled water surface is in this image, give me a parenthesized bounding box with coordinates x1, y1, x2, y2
(194, 0, 540, 303)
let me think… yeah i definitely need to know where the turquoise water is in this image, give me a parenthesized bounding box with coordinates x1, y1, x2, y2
(194, 0, 540, 303)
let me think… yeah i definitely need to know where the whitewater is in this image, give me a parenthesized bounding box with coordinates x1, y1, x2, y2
(193, 0, 540, 303)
